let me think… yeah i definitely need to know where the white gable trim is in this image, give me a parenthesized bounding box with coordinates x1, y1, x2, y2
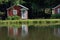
(7, 4, 29, 10)
(52, 4, 60, 9)
(19, 5, 28, 10)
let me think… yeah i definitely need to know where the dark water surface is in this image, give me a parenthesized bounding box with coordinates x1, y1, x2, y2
(0, 25, 60, 40)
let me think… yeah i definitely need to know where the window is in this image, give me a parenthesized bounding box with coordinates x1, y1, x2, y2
(58, 8, 60, 14)
(21, 10, 25, 19)
(22, 10, 25, 17)
(13, 10, 17, 15)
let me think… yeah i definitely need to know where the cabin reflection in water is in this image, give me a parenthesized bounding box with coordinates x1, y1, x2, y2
(8, 24, 28, 39)
(22, 24, 28, 37)
(54, 28, 60, 37)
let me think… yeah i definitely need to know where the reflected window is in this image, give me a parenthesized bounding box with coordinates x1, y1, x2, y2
(58, 28, 60, 34)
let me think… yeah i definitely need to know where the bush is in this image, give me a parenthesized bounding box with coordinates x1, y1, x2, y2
(51, 14, 60, 19)
(7, 15, 20, 20)
(7, 16, 12, 20)
(46, 21, 50, 24)
(12, 15, 20, 20)
(33, 21, 37, 24)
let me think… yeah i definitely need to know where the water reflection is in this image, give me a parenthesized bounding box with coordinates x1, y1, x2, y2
(54, 27, 60, 37)
(8, 27, 19, 37)
(21, 24, 28, 37)
(1, 25, 60, 40)
(8, 24, 28, 40)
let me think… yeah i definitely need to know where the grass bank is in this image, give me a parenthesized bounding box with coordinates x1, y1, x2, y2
(0, 19, 60, 27)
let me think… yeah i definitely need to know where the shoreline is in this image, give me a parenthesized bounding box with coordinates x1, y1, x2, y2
(0, 19, 60, 27)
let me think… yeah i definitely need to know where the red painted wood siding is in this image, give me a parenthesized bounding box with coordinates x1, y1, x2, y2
(8, 9, 13, 16)
(54, 6, 60, 14)
(13, 6, 21, 16)
(7, 6, 21, 16)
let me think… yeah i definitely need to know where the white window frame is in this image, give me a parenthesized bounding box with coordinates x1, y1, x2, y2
(21, 10, 26, 19)
(13, 10, 17, 15)
(22, 10, 25, 17)
(58, 8, 60, 14)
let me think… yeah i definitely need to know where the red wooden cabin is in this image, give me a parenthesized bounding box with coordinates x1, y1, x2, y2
(52, 4, 60, 14)
(7, 4, 28, 19)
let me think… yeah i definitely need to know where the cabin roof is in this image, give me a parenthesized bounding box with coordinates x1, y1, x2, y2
(7, 4, 28, 10)
(52, 4, 60, 9)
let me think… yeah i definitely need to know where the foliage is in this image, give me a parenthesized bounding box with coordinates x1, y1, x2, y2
(0, 0, 60, 19)
(11, 0, 26, 5)
(0, 0, 8, 4)
(51, 14, 60, 19)
(0, 12, 4, 15)
(7, 15, 20, 20)
(7, 16, 12, 20)
(12, 15, 20, 20)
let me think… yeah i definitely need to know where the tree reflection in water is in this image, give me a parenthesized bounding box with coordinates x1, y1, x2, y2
(1, 25, 60, 40)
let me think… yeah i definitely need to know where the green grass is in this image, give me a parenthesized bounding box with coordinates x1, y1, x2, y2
(0, 19, 60, 27)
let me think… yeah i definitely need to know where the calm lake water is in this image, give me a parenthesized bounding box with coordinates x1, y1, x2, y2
(0, 25, 60, 40)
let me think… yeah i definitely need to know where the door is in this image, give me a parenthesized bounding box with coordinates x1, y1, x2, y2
(21, 10, 26, 19)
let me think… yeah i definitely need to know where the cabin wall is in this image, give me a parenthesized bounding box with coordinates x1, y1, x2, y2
(25, 10, 28, 19)
(7, 6, 21, 16)
(7, 9, 13, 16)
(13, 6, 21, 16)
(54, 6, 60, 14)
(52, 9, 55, 14)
